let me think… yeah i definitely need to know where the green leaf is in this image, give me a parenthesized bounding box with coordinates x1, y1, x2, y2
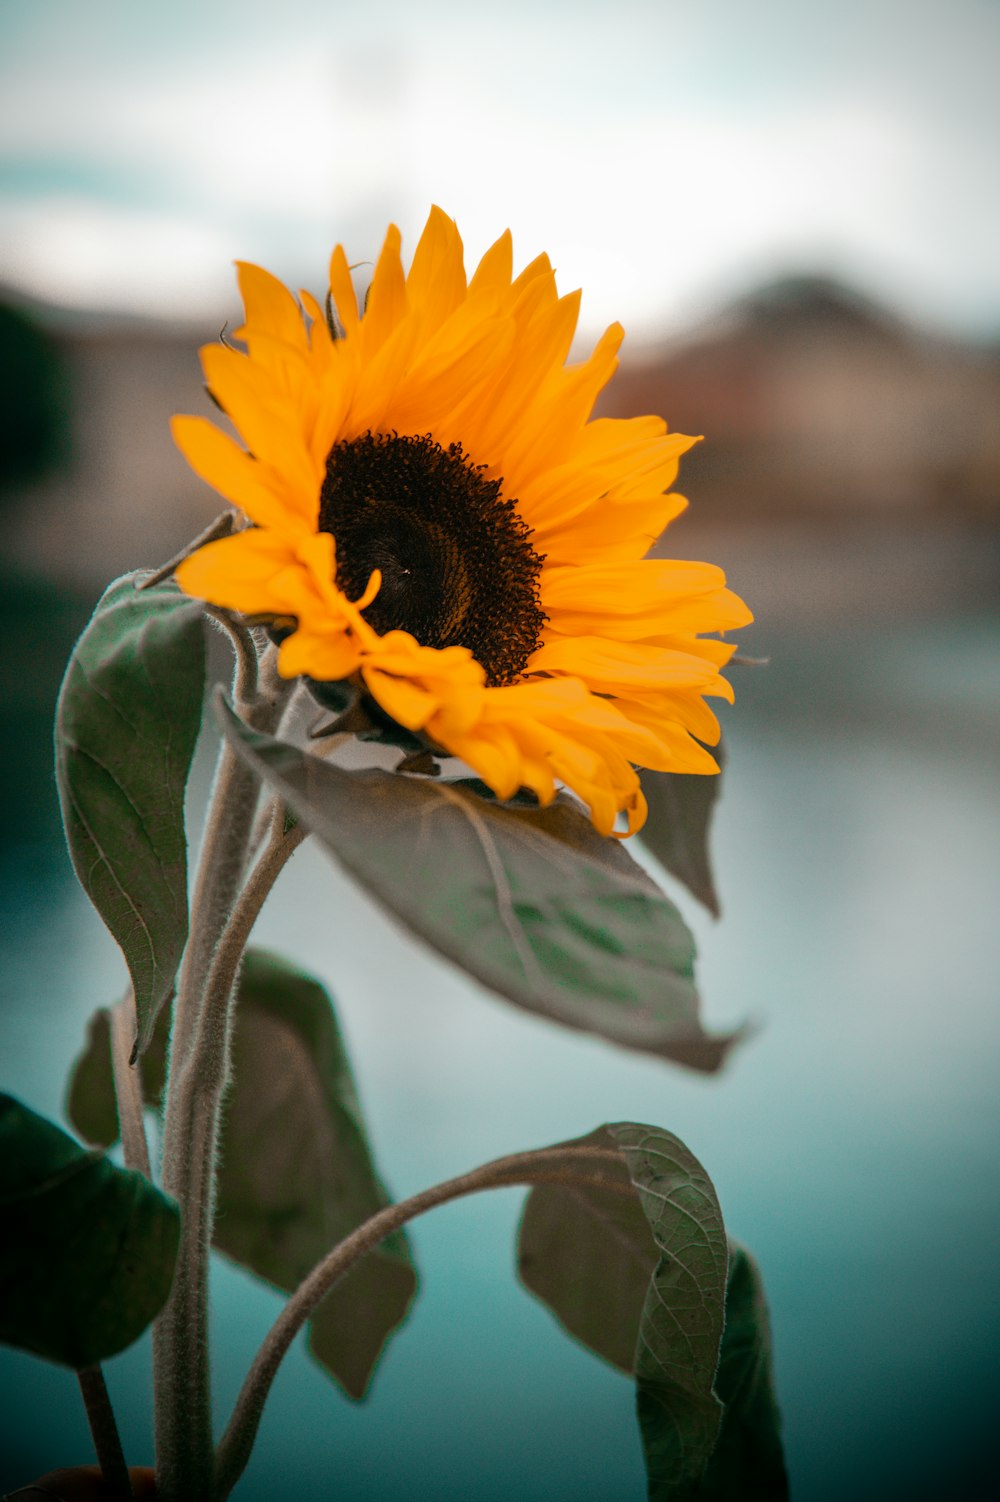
(214, 699, 743, 1072)
(518, 1125, 657, 1374)
(65, 1004, 169, 1151)
(54, 573, 206, 1055)
(519, 1128, 788, 1498)
(639, 742, 725, 918)
(212, 949, 417, 1399)
(65, 1008, 119, 1149)
(702, 1243, 788, 1499)
(517, 1123, 729, 1497)
(0, 1094, 180, 1369)
(64, 952, 417, 1400)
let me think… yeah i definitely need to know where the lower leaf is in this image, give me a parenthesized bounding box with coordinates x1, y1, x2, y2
(0, 1094, 179, 1368)
(517, 1125, 787, 1499)
(64, 951, 418, 1399)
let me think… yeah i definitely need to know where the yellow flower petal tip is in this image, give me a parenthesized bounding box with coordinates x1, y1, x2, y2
(172, 210, 751, 835)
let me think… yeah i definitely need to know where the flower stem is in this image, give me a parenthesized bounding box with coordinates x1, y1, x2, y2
(215, 1145, 627, 1498)
(77, 1365, 132, 1499)
(154, 644, 292, 1502)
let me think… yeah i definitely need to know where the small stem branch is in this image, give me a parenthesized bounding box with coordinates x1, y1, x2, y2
(205, 609, 258, 705)
(77, 1366, 132, 1499)
(138, 512, 236, 591)
(110, 994, 150, 1178)
(215, 1145, 626, 1498)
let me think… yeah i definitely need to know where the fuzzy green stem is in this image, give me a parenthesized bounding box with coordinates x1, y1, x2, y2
(215, 1145, 627, 1498)
(154, 645, 292, 1502)
(77, 1366, 132, 1499)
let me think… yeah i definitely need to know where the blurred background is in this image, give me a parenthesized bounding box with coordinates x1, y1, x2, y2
(1, 1, 997, 1498)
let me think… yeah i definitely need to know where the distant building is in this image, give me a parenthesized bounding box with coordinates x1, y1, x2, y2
(3, 277, 998, 611)
(1, 295, 225, 589)
(598, 276, 1000, 520)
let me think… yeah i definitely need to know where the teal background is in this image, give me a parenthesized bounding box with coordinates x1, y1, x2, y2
(2, 0, 999, 1492)
(1, 591, 997, 1500)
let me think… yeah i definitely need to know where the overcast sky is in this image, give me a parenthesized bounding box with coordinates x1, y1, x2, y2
(2, 0, 998, 342)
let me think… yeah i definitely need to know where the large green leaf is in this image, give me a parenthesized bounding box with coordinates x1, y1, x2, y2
(214, 700, 742, 1071)
(517, 1123, 728, 1496)
(54, 573, 206, 1055)
(702, 1243, 788, 1499)
(65, 952, 417, 1400)
(639, 742, 725, 918)
(0, 1094, 180, 1368)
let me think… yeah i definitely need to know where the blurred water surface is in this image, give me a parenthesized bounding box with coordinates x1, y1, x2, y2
(0, 600, 997, 1501)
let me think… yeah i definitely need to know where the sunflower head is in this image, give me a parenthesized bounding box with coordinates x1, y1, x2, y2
(172, 207, 751, 836)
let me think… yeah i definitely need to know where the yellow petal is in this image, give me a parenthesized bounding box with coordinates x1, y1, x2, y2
(468, 228, 513, 295)
(328, 245, 361, 336)
(201, 345, 321, 501)
(171, 415, 306, 533)
(406, 206, 467, 334)
(278, 624, 360, 681)
(171, 215, 752, 837)
(361, 224, 407, 354)
(176, 528, 299, 613)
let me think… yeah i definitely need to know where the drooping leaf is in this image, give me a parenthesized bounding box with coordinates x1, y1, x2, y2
(627, 1129, 729, 1502)
(639, 742, 725, 918)
(214, 700, 743, 1072)
(64, 952, 416, 1400)
(0, 1094, 179, 1368)
(54, 573, 206, 1055)
(518, 1125, 657, 1374)
(213, 949, 417, 1400)
(517, 1123, 729, 1496)
(702, 1243, 788, 1499)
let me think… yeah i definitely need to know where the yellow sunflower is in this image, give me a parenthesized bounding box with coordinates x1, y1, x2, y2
(173, 207, 751, 836)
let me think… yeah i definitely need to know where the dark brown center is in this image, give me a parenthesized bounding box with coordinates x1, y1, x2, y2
(318, 431, 546, 686)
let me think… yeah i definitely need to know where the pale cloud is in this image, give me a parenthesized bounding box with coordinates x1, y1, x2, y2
(1, 0, 997, 337)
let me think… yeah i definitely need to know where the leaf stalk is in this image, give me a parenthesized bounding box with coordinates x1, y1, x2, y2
(215, 1144, 627, 1498)
(77, 1365, 133, 1500)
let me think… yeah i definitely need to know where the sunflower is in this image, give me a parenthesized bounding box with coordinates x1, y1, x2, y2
(173, 207, 751, 836)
